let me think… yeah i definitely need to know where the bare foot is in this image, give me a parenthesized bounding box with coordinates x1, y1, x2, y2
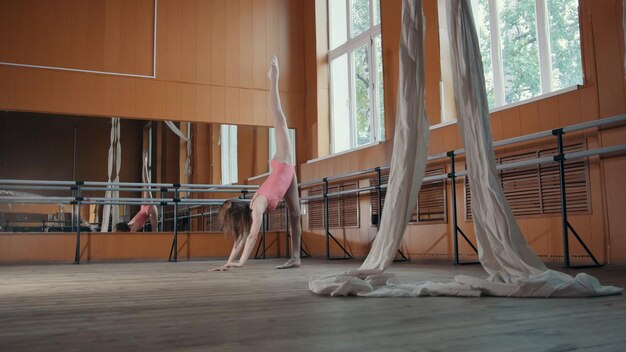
(267, 55, 279, 81)
(276, 258, 301, 269)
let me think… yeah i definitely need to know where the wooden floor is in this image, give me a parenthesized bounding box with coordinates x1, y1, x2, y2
(0, 259, 625, 352)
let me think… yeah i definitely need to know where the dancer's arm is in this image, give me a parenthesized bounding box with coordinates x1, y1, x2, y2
(212, 237, 245, 271)
(212, 199, 266, 271)
(235, 203, 264, 267)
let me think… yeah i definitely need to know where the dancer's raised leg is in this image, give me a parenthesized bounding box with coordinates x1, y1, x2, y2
(268, 55, 292, 165)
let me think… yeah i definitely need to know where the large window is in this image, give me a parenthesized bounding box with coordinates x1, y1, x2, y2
(466, 0, 583, 110)
(329, 0, 385, 154)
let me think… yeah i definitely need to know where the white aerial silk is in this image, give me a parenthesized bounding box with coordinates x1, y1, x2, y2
(101, 118, 122, 232)
(309, 0, 623, 298)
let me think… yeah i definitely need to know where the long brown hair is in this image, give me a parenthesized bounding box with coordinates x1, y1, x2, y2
(219, 199, 252, 242)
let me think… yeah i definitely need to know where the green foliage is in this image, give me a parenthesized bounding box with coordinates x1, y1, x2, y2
(474, 0, 496, 108)
(500, 0, 541, 104)
(472, 0, 581, 108)
(351, 0, 371, 37)
(548, 0, 582, 89)
(354, 45, 371, 146)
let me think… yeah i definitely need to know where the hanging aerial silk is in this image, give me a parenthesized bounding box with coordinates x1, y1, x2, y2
(309, 0, 622, 297)
(309, 0, 431, 296)
(101, 118, 122, 232)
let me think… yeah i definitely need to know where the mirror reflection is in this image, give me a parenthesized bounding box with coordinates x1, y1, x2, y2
(0, 111, 296, 233)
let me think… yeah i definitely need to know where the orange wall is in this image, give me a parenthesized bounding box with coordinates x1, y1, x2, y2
(0, 0, 306, 132)
(0, 232, 232, 263)
(0, 0, 155, 76)
(300, 0, 626, 264)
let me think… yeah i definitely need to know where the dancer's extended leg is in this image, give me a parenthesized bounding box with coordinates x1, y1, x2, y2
(276, 175, 302, 269)
(268, 55, 292, 165)
(269, 56, 302, 269)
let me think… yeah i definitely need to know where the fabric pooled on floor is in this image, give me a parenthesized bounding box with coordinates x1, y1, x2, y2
(308, 0, 622, 298)
(309, 270, 622, 298)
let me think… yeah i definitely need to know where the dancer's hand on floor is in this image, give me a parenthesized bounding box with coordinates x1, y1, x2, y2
(210, 262, 241, 272)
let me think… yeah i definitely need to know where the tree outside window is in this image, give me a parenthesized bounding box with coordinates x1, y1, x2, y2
(465, 0, 582, 110)
(329, 0, 384, 154)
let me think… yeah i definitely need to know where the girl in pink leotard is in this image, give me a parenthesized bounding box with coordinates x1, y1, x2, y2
(212, 56, 302, 271)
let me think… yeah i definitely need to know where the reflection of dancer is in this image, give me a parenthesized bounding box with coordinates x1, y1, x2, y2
(115, 153, 158, 232)
(213, 56, 302, 271)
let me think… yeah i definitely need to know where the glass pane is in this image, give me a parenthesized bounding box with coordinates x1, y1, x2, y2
(471, 0, 495, 108)
(499, 0, 540, 104)
(547, 0, 582, 90)
(374, 0, 381, 25)
(353, 44, 372, 146)
(351, 0, 370, 38)
(374, 34, 385, 141)
(330, 0, 348, 50)
(330, 54, 351, 153)
(220, 125, 238, 185)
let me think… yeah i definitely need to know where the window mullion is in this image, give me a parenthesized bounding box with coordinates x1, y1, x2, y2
(328, 25, 380, 60)
(369, 0, 375, 28)
(346, 0, 352, 40)
(535, 0, 552, 94)
(369, 37, 378, 143)
(488, 0, 505, 107)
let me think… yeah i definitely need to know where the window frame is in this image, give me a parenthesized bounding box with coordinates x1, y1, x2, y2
(220, 125, 238, 185)
(328, 0, 384, 154)
(479, 0, 583, 109)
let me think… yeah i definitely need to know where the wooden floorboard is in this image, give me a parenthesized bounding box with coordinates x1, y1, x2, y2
(0, 259, 625, 352)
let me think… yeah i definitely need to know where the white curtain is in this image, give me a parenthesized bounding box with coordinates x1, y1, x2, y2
(309, 0, 622, 298)
(101, 117, 122, 232)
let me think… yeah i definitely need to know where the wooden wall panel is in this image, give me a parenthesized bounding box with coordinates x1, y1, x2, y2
(211, 0, 226, 86)
(0, 233, 232, 264)
(0, 0, 154, 76)
(181, 0, 198, 83)
(589, 0, 626, 117)
(252, 0, 268, 90)
(0, 1, 18, 62)
(225, 87, 241, 125)
(165, 0, 183, 81)
(266, 0, 280, 80)
(601, 126, 626, 264)
(0, 0, 306, 127)
(239, 0, 254, 89)
(196, 0, 212, 84)
(225, 0, 241, 87)
(181, 83, 198, 122)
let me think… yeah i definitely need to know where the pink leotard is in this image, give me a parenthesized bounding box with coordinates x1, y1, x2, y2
(130, 204, 152, 227)
(256, 159, 295, 212)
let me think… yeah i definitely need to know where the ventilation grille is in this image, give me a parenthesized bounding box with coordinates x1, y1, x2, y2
(370, 167, 447, 225)
(308, 181, 359, 230)
(465, 141, 590, 220)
